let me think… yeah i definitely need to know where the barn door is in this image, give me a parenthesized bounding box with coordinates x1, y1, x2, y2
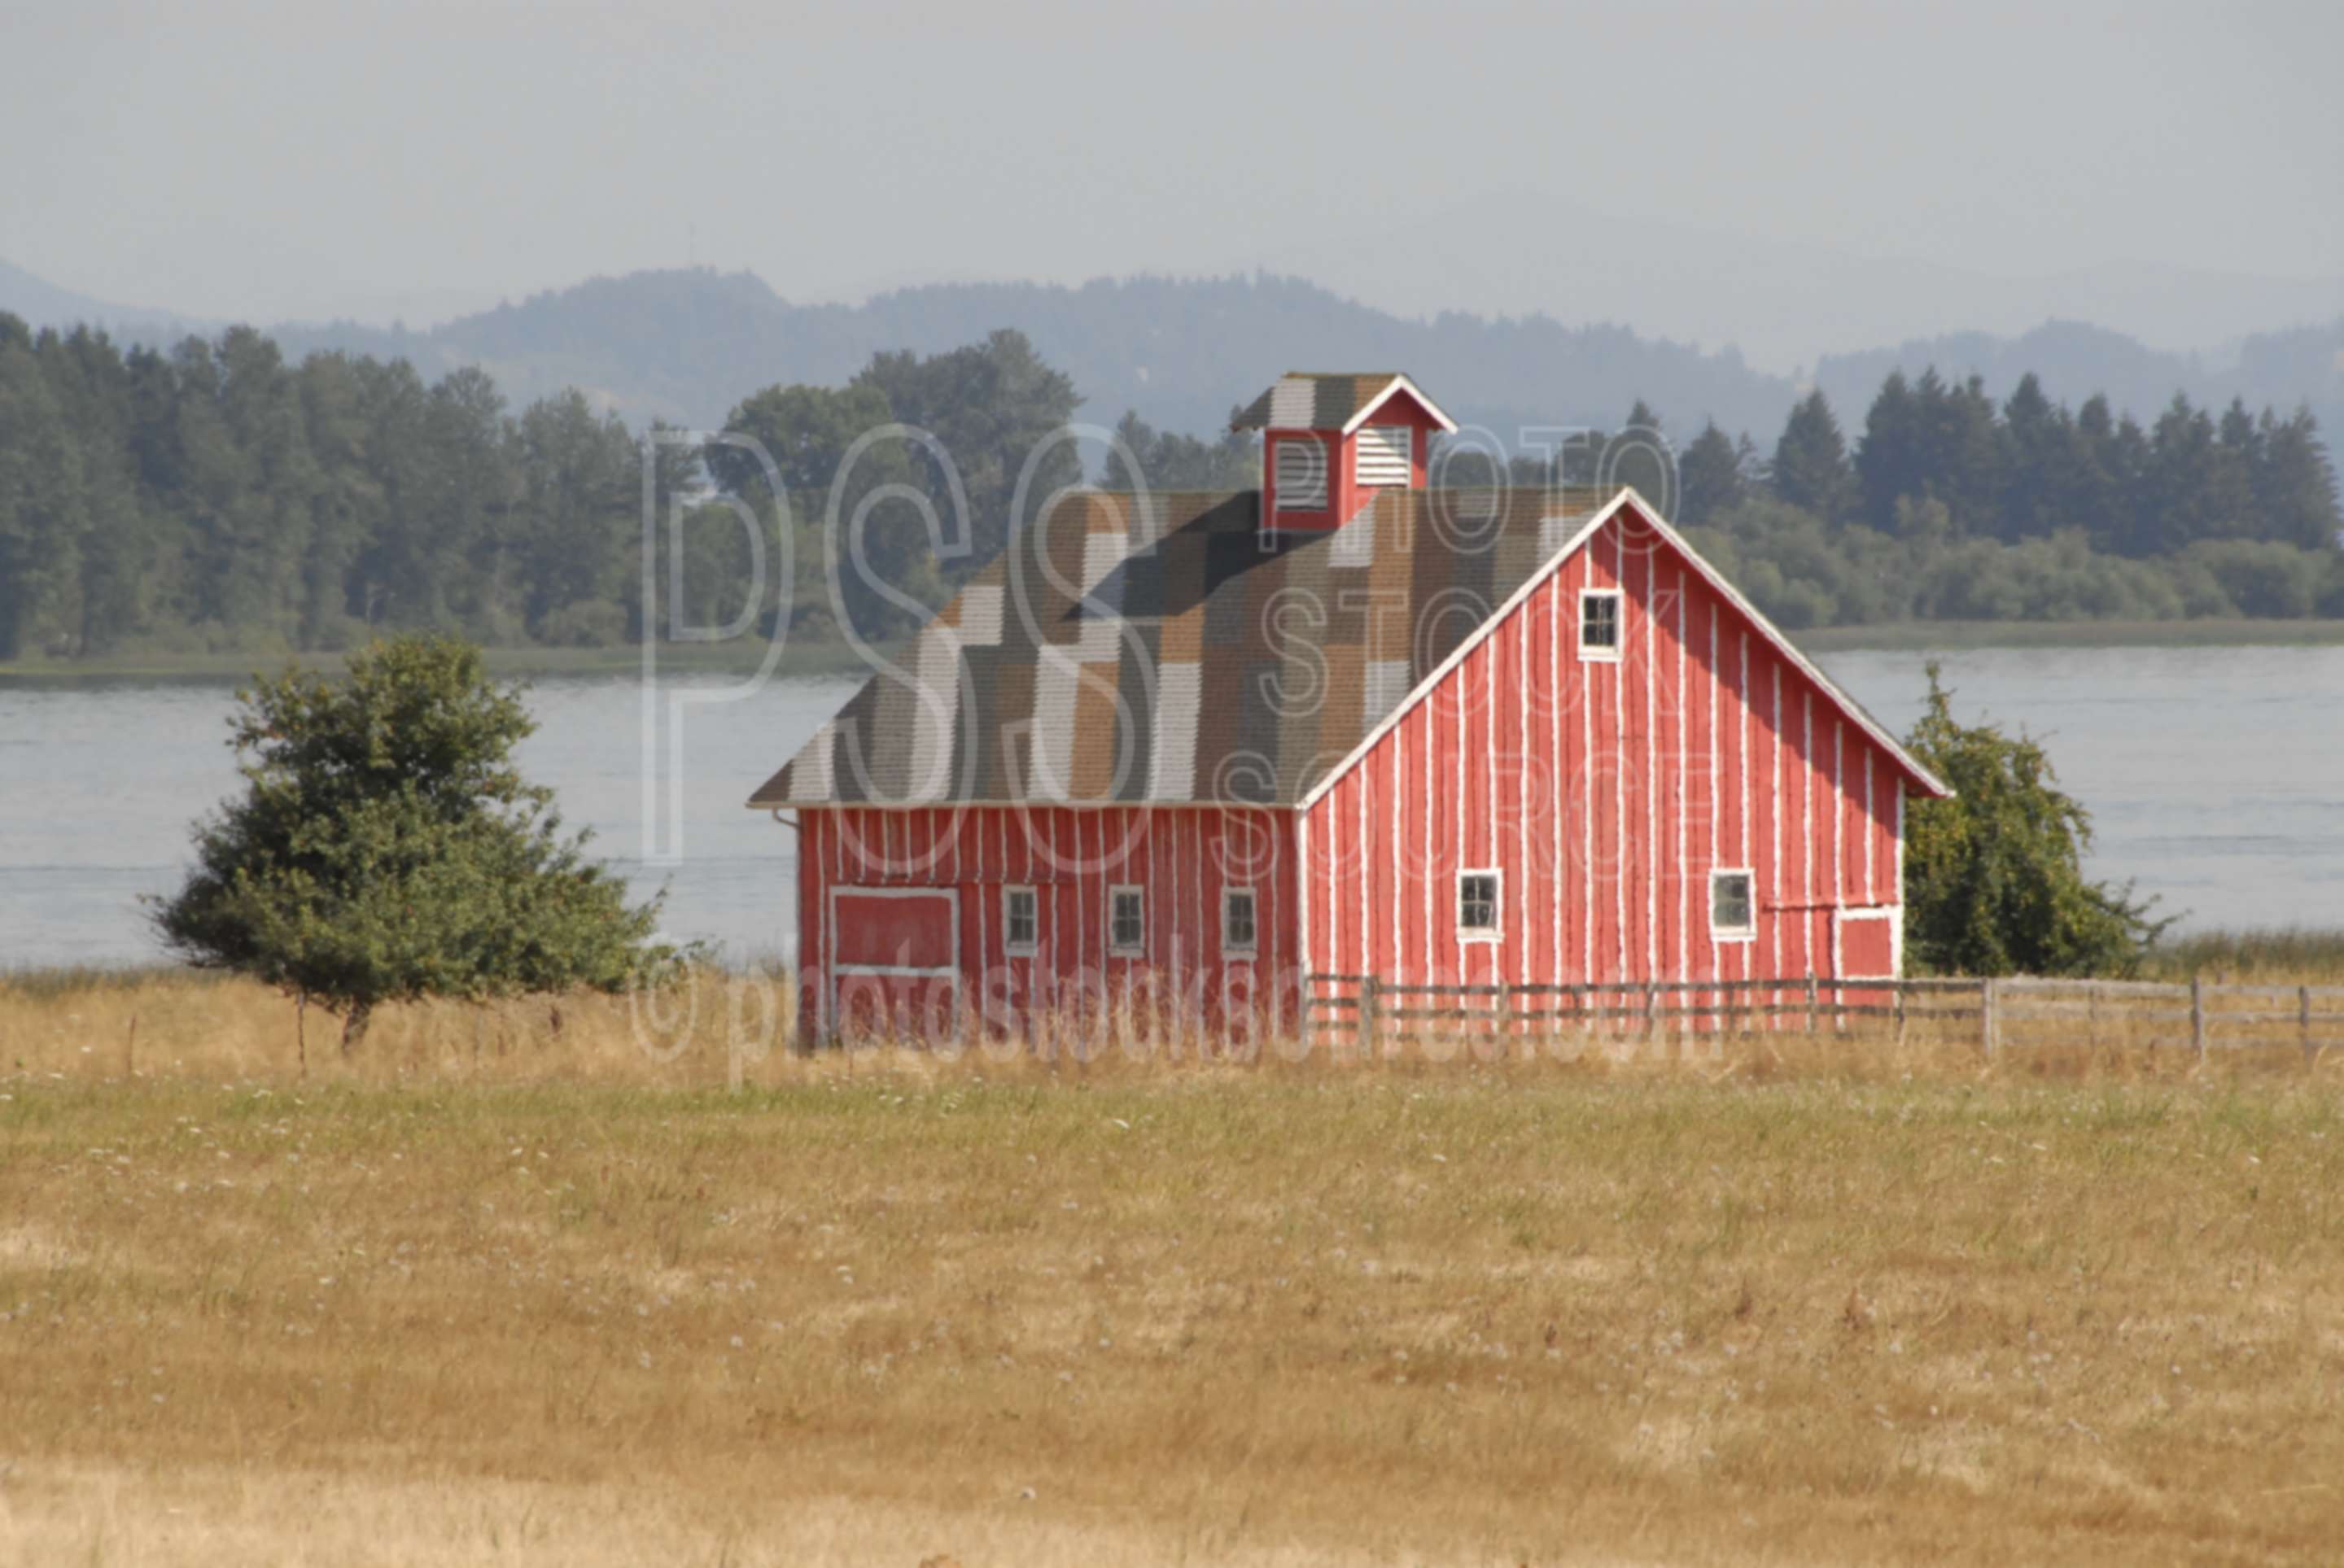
(1834, 907, 1900, 1022)
(828, 886, 960, 1043)
(1834, 907, 1900, 980)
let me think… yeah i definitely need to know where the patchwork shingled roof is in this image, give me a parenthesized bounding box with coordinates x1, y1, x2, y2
(748, 486, 1620, 810)
(1230, 373, 1457, 435)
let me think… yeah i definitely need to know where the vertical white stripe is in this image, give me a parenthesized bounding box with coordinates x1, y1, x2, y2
(1388, 747, 1402, 991)
(1075, 812, 1087, 1029)
(1484, 646, 1496, 985)
(1803, 692, 1813, 976)
(1358, 752, 1370, 976)
(1771, 666, 1782, 1006)
(1423, 668, 1432, 989)
(1582, 556, 1593, 985)
(1550, 573, 1562, 983)
(1708, 596, 1720, 983)
(1612, 527, 1625, 986)
(1834, 723, 1845, 914)
(1864, 749, 1876, 904)
(1330, 784, 1343, 979)
(1676, 566, 1687, 986)
(1297, 812, 1312, 985)
(1368, 745, 1387, 980)
(1645, 545, 1658, 985)
(1516, 623, 1529, 992)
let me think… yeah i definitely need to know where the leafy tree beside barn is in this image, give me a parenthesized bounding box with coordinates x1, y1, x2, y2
(1900, 664, 2165, 976)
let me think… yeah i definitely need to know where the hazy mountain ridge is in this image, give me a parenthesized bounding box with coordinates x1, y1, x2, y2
(6, 259, 2339, 452)
(1813, 319, 2344, 447)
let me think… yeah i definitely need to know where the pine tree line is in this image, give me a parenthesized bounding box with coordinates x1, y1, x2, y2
(0, 316, 1078, 662)
(5, 308, 2338, 664)
(1648, 373, 2342, 626)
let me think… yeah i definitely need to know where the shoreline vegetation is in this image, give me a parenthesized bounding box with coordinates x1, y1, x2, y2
(7, 614, 2344, 683)
(4, 313, 2337, 674)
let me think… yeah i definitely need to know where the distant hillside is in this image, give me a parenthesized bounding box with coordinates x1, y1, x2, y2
(252, 269, 1803, 442)
(9, 257, 2341, 452)
(0, 257, 209, 341)
(1813, 318, 2344, 451)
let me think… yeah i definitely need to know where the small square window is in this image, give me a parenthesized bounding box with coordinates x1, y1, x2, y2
(1003, 885, 1039, 956)
(1222, 887, 1257, 955)
(1458, 870, 1501, 939)
(1109, 885, 1146, 956)
(1580, 589, 1621, 661)
(1711, 869, 1756, 940)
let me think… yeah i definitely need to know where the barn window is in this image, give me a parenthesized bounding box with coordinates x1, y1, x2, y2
(1003, 884, 1039, 956)
(1711, 869, 1756, 941)
(1108, 884, 1146, 957)
(1580, 589, 1622, 662)
(1222, 887, 1257, 955)
(1273, 438, 1328, 511)
(1353, 424, 1412, 487)
(1458, 870, 1501, 940)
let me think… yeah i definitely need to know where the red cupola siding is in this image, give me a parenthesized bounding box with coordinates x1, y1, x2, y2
(750, 374, 1952, 1047)
(1231, 373, 1455, 529)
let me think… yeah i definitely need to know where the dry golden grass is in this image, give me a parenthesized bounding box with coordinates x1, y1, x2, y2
(4, 973, 2343, 1565)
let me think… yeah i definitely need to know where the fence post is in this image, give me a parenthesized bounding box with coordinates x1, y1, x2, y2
(1361, 976, 1380, 1062)
(1981, 977, 2000, 1057)
(2304, 985, 2316, 1064)
(1644, 981, 1660, 1051)
(1893, 981, 1908, 1049)
(1498, 986, 1516, 1061)
(2190, 976, 2206, 1059)
(1804, 971, 1817, 1036)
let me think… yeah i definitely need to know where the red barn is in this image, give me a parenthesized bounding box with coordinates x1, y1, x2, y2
(749, 373, 1952, 1046)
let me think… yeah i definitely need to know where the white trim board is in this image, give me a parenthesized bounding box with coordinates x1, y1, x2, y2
(1338, 373, 1459, 437)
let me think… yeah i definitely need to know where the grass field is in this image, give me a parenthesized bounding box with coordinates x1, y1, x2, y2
(4, 973, 2343, 1565)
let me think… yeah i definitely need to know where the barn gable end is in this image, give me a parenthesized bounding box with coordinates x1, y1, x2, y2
(1295, 489, 1941, 998)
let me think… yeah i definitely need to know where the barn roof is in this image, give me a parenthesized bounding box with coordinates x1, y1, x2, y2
(747, 487, 1952, 810)
(1230, 372, 1458, 435)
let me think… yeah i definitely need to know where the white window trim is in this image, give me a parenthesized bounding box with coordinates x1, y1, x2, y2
(1221, 885, 1258, 957)
(1710, 867, 1757, 943)
(1579, 588, 1623, 663)
(1001, 884, 1039, 958)
(1457, 867, 1503, 944)
(1106, 883, 1147, 958)
(1273, 436, 1329, 512)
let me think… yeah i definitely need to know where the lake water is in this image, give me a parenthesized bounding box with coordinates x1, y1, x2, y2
(2, 646, 2339, 969)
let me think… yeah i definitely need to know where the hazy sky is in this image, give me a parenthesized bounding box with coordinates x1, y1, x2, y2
(5, 0, 2340, 338)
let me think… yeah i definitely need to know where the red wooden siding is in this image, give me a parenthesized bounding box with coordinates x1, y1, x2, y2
(1297, 507, 1908, 1018)
(798, 805, 1298, 1046)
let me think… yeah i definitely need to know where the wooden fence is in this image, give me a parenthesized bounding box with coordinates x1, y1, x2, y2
(1302, 972, 2344, 1059)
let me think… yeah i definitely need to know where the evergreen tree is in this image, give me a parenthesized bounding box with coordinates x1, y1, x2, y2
(152, 635, 667, 1048)
(1676, 420, 1746, 526)
(1997, 373, 2071, 540)
(0, 321, 89, 659)
(1770, 391, 1855, 525)
(2254, 406, 2343, 551)
(1855, 370, 1924, 534)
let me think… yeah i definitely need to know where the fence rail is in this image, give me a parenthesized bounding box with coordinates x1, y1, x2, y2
(1302, 972, 2344, 1059)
